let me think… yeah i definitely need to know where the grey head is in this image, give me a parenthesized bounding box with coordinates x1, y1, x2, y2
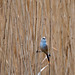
(40, 37, 47, 48)
(41, 37, 46, 42)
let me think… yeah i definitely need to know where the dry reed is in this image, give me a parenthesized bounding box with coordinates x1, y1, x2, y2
(0, 0, 75, 75)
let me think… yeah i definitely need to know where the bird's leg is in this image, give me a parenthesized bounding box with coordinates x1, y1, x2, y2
(36, 50, 42, 53)
(48, 54, 51, 57)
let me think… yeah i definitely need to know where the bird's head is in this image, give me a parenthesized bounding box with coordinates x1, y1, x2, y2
(42, 37, 46, 39)
(41, 37, 46, 42)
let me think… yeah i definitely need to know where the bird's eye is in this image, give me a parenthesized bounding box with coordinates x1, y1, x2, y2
(41, 37, 46, 40)
(43, 38, 45, 39)
(42, 37, 45, 39)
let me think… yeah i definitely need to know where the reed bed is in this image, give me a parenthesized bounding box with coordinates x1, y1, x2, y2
(0, 0, 75, 75)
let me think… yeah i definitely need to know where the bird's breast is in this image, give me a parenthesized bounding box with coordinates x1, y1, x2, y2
(40, 42, 47, 50)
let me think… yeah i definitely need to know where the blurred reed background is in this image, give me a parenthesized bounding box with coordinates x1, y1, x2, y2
(0, 0, 75, 75)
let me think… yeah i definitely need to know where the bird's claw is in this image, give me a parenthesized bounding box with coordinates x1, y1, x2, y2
(48, 54, 51, 57)
(36, 50, 38, 53)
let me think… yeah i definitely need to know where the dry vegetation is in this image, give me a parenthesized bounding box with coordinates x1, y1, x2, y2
(0, 0, 75, 75)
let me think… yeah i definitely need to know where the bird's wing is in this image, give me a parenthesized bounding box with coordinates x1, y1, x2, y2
(43, 45, 48, 55)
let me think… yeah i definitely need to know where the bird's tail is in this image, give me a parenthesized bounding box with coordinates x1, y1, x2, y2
(47, 54, 50, 63)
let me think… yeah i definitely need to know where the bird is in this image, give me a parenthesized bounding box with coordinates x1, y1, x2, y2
(40, 37, 51, 63)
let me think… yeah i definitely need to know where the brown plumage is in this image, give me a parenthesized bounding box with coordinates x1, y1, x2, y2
(40, 43, 50, 62)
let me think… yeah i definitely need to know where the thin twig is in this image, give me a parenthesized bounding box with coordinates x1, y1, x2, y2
(49, 0, 52, 74)
(38, 64, 48, 75)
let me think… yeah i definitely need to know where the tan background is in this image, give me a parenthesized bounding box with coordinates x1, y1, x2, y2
(0, 0, 75, 75)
